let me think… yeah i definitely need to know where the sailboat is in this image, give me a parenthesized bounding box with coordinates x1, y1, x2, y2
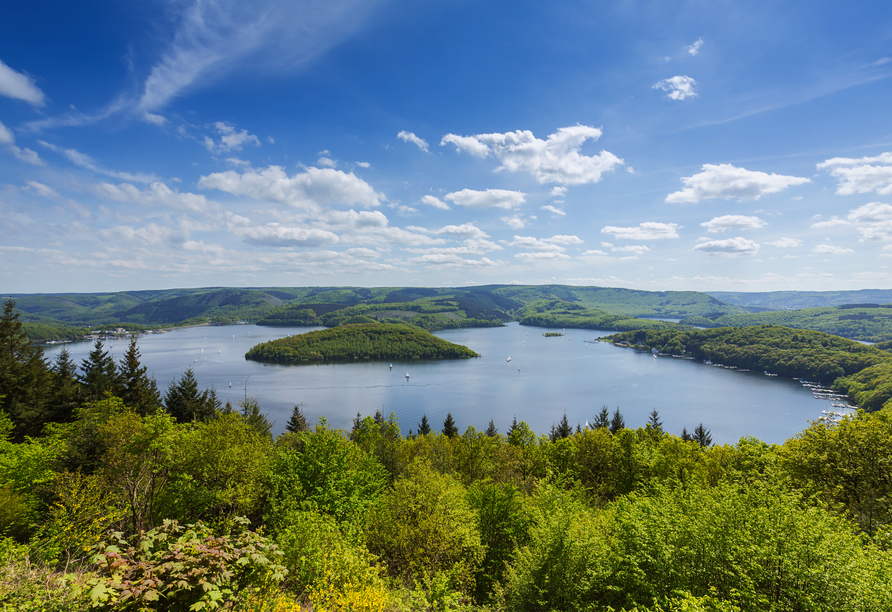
(507, 356, 512, 362)
(405, 372, 410, 381)
(389, 363, 393, 370)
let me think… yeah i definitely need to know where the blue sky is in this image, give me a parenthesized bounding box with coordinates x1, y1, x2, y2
(2, 0, 892, 293)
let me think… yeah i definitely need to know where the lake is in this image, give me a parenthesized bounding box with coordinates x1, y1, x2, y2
(44, 322, 844, 445)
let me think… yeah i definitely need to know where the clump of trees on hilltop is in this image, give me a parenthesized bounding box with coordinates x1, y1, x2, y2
(1, 299, 892, 611)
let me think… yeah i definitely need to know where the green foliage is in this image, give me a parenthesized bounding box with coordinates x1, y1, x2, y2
(365, 460, 484, 593)
(683, 302, 892, 342)
(245, 322, 479, 364)
(164, 367, 219, 422)
(79, 340, 121, 403)
(266, 422, 387, 534)
(73, 517, 285, 611)
(117, 337, 160, 416)
(517, 299, 688, 331)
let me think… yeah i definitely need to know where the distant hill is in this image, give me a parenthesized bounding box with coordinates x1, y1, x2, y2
(681, 304, 892, 343)
(708, 290, 892, 311)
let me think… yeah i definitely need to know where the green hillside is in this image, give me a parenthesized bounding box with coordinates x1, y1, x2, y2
(516, 299, 688, 332)
(708, 289, 892, 310)
(244, 322, 480, 364)
(681, 304, 892, 342)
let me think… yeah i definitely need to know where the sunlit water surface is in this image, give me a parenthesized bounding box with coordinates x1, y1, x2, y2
(45, 323, 847, 444)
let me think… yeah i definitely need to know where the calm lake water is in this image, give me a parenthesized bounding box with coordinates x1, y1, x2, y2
(44, 323, 846, 445)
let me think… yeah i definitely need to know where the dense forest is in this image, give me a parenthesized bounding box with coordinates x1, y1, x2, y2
(3, 298, 892, 611)
(516, 299, 687, 331)
(610, 325, 892, 410)
(709, 289, 892, 310)
(244, 323, 480, 364)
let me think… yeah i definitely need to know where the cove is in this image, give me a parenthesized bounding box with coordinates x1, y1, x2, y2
(44, 322, 843, 445)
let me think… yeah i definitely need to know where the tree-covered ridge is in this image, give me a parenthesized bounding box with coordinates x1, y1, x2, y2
(516, 299, 688, 331)
(708, 289, 892, 311)
(245, 322, 480, 364)
(681, 304, 892, 342)
(610, 325, 892, 409)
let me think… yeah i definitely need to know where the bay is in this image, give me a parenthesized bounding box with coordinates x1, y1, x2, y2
(45, 322, 844, 445)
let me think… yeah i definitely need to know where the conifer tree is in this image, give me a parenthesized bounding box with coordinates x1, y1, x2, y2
(417, 414, 432, 436)
(485, 419, 498, 437)
(681, 426, 693, 442)
(48, 346, 81, 423)
(507, 415, 518, 436)
(593, 406, 610, 429)
(240, 394, 273, 437)
(285, 404, 309, 433)
(442, 412, 458, 438)
(693, 422, 713, 447)
(647, 409, 663, 433)
(609, 407, 625, 434)
(163, 368, 216, 423)
(80, 339, 121, 401)
(550, 412, 572, 441)
(0, 299, 53, 437)
(118, 337, 160, 415)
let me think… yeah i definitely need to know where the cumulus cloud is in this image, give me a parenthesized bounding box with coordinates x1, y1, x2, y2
(408, 253, 499, 267)
(508, 235, 579, 255)
(241, 223, 340, 247)
(39, 141, 155, 182)
(445, 188, 526, 210)
(693, 237, 760, 256)
(612, 245, 649, 255)
(653, 76, 697, 100)
(666, 164, 810, 203)
(810, 216, 850, 229)
(813, 244, 854, 255)
(198, 166, 383, 212)
(322, 209, 389, 229)
(92, 181, 211, 212)
(856, 221, 892, 242)
(501, 215, 529, 229)
(540, 204, 566, 217)
(433, 223, 489, 239)
(766, 237, 803, 247)
(441, 125, 623, 185)
(203, 122, 261, 154)
(847, 201, 892, 222)
(547, 235, 583, 245)
(582, 249, 608, 256)
(420, 195, 449, 210)
(817, 152, 892, 195)
(550, 186, 567, 197)
(317, 156, 337, 168)
(397, 131, 429, 153)
(601, 222, 681, 240)
(700, 214, 767, 233)
(0, 59, 45, 105)
(515, 252, 570, 261)
(0, 120, 12, 145)
(685, 38, 704, 56)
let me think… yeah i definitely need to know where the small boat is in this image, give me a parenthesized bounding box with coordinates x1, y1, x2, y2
(389, 363, 393, 370)
(229, 382, 232, 388)
(405, 372, 410, 381)
(507, 356, 512, 362)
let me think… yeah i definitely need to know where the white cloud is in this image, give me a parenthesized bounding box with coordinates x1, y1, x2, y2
(653, 75, 697, 100)
(847, 201, 892, 222)
(582, 249, 608, 256)
(355, 161, 370, 168)
(666, 164, 810, 203)
(135, 0, 382, 114)
(397, 131, 429, 153)
(445, 188, 526, 210)
(434, 223, 489, 239)
(408, 254, 499, 267)
(0, 59, 45, 105)
(693, 237, 760, 256)
(813, 244, 854, 255)
(198, 166, 383, 212)
(810, 216, 850, 229)
(514, 252, 571, 261)
(0, 120, 13, 145)
(550, 186, 567, 197)
(420, 195, 449, 210)
(501, 215, 528, 229)
(93, 181, 211, 212)
(684, 38, 704, 56)
(601, 221, 681, 240)
(24, 181, 59, 198)
(700, 214, 767, 233)
(317, 156, 337, 168)
(39, 141, 155, 182)
(817, 152, 892, 195)
(441, 125, 623, 185)
(766, 237, 803, 247)
(241, 223, 340, 247)
(322, 209, 389, 229)
(547, 234, 583, 245)
(612, 245, 649, 255)
(203, 122, 261, 154)
(541, 204, 566, 217)
(142, 112, 168, 126)
(857, 221, 892, 242)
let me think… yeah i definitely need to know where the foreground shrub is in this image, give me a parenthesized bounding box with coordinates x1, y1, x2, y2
(73, 517, 285, 611)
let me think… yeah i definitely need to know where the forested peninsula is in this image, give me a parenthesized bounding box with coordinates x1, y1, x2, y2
(610, 325, 892, 410)
(244, 322, 480, 364)
(2, 298, 892, 610)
